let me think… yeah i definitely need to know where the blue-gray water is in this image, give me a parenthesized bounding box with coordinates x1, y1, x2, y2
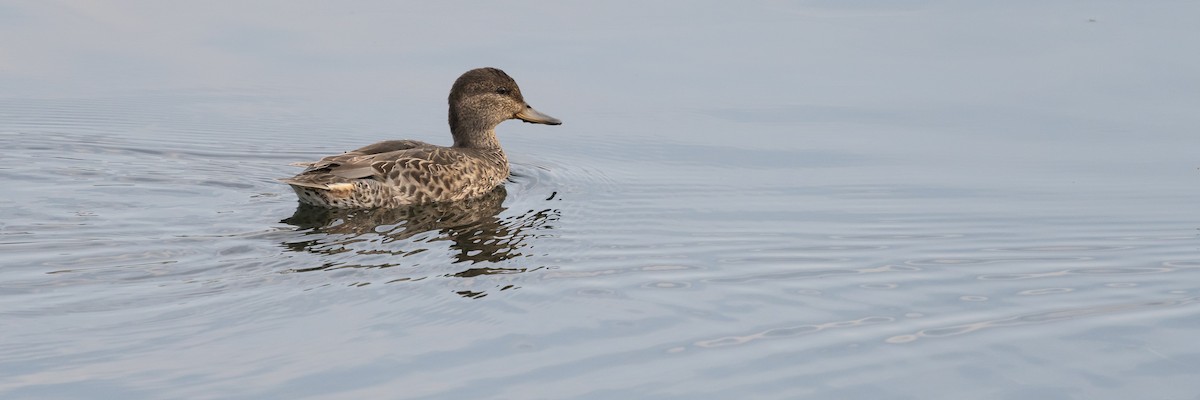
(3, 2, 1199, 399)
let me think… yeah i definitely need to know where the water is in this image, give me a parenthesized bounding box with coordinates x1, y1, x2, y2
(3, 1, 1200, 399)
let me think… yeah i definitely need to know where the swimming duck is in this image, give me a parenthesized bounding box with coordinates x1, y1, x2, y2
(280, 68, 562, 209)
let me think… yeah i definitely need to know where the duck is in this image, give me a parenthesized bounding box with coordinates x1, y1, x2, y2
(280, 68, 562, 209)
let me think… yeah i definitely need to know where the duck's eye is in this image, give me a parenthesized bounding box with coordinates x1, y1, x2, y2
(495, 87, 510, 95)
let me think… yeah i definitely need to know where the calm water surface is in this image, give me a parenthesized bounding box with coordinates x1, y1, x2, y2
(2, 2, 1199, 399)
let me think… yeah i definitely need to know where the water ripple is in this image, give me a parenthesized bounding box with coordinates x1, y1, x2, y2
(886, 296, 1200, 344)
(978, 266, 1178, 281)
(708, 264, 919, 284)
(669, 316, 896, 352)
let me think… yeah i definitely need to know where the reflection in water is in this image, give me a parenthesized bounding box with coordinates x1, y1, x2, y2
(279, 186, 560, 294)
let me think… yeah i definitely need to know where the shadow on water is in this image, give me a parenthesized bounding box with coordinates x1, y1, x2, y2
(278, 186, 560, 297)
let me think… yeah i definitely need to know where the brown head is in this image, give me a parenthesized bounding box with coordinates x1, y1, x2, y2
(448, 67, 561, 148)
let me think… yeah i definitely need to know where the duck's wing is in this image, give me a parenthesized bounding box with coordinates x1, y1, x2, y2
(280, 152, 379, 189)
(288, 140, 435, 168)
(280, 145, 471, 190)
(345, 140, 435, 155)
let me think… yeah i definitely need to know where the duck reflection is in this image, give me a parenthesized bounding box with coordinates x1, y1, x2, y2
(280, 186, 559, 280)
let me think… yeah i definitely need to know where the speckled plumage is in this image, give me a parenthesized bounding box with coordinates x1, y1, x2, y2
(280, 68, 561, 209)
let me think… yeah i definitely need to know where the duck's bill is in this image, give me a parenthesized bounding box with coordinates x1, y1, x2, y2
(516, 105, 562, 125)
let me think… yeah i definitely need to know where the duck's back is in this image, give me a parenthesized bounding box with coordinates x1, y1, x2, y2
(281, 140, 509, 209)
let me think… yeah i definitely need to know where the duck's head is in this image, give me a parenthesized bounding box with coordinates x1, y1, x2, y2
(448, 68, 561, 146)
